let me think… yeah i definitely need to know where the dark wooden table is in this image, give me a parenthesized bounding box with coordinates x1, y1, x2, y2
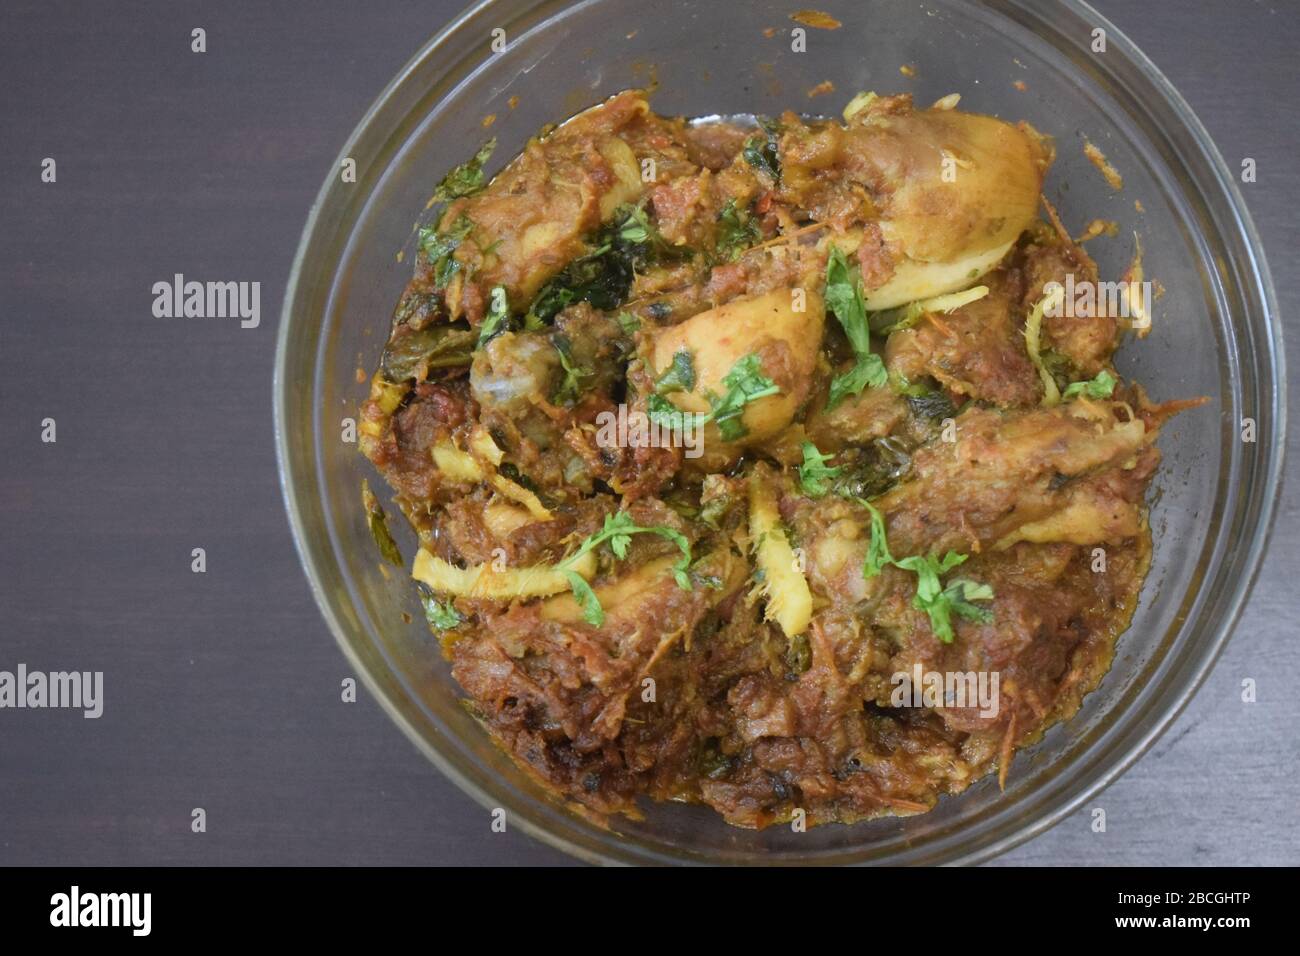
(1, 0, 1295, 865)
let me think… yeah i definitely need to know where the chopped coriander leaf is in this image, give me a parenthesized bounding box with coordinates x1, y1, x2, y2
(709, 353, 780, 440)
(825, 246, 871, 353)
(616, 204, 654, 244)
(824, 246, 887, 409)
(560, 511, 695, 626)
(715, 199, 761, 262)
(422, 594, 463, 630)
(1062, 368, 1117, 400)
(616, 311, 640, 334)
(827, 357, 888, 410)
(566, 511, 693, 577)
(713, 394, 768, 441)
(797, 441, 844, 497)
(612, 202, 678, 255)
(564, 571, 605, 627)
(858, 499, 993, 643)
(893, 551, 970, 642)
(942, 578, 996, 625)
(655, 349, 696, 393)
(859, 499, 895, 577)
(361, 480, 404, 567)
(647, 352, 779, 441)
(477, 285, 510, 345)
(433, 138, 497, 202)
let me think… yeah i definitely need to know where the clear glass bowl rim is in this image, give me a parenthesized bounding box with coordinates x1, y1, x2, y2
(274, 0, 1286, 865)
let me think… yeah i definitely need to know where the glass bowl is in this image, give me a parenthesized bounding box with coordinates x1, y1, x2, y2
(274, 0, 1284, 864)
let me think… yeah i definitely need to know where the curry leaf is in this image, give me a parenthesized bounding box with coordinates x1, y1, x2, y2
(418, 214, 474, 290)
(525, 205, 662, 326)
(433, 138, 497, 202)
(742, 119, 782, 182)
(477, 285, 510, 346)
(361, 480, 404, 567)
(715, 199, 761, 262)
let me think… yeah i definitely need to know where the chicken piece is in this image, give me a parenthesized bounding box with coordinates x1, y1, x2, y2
(804, 382, 910, 451)
(884, 270, 1042, 407)
(873, 401, 1151, 556)
(780, 98, 1050, 308)
(430, 91, 684, 322)
(1019, 232, 1119, 377)
(650, 286, 826, 471)
(448, 546, 747, 812)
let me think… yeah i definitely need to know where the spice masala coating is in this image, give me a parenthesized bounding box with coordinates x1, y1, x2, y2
(358, 90, 1196, 828)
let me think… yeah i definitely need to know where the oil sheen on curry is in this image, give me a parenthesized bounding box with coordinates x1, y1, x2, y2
(358, 89, 1199, 829)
